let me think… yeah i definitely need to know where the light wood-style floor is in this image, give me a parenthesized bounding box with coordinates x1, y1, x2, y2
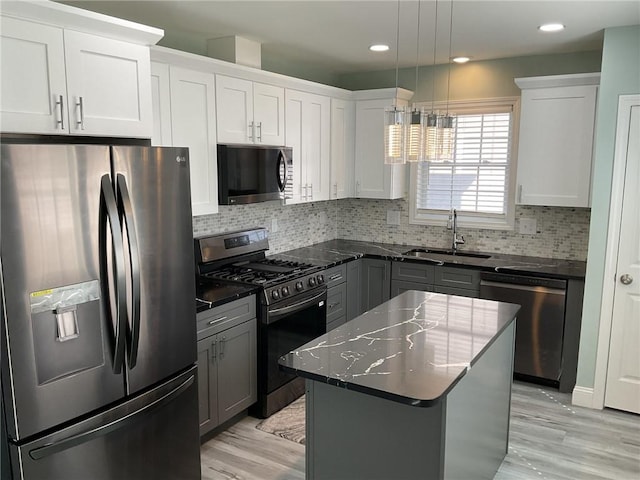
(200, 382, 640, 480)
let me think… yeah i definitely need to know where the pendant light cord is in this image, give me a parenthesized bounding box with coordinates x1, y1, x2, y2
(446, 0, 454, 115)
(415, 0, 421, 97)
(430, 0, 438, 113)
(394, 0, 401, 106)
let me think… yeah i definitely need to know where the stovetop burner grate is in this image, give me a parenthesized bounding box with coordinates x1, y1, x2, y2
(202, 258, 321, 287)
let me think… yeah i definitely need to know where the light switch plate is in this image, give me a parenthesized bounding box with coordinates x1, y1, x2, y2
(519, 218, 537, 235)
(387, 210, 401, 226)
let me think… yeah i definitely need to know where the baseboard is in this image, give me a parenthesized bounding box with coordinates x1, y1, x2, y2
(572, 385, 598, 409)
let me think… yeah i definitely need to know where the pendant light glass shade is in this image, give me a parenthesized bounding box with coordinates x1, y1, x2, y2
(384, 106, 406, 164)
(423, 112, 439, 160)
(406, 107, 424, 162)
(437, 114, 455, 159)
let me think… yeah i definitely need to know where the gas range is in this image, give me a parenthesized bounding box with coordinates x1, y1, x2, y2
(195, 229, 326, 305)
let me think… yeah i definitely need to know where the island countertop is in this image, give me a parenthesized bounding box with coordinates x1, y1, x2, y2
(279, 290, 520, 407)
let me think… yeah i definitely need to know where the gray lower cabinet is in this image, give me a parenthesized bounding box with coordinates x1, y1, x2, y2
(391, 261, 480, 298)
(346, 259, 362, 320)
(360, 258, 391, 311)
(197, 296, 257, 436)
(325, 264, 347, 331)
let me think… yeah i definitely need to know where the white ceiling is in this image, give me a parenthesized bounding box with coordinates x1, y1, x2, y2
(59, 1, 640, 76)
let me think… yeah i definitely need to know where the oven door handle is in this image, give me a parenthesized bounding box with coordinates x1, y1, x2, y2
(267, 289, 326, 324)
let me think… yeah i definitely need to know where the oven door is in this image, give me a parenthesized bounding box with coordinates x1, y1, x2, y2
(264, 287, 327, 394)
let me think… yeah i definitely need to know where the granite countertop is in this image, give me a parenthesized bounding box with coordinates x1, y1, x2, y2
(271, 239, 586, 280)
(195, 280, 260, 313)
(279, 290, 520, 406)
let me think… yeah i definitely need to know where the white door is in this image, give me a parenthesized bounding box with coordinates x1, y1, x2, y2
(284, 90, 305, 204)
(0, 17, 67, 134)
(253, 82, 285, 145)
(303, 92, 331, 202)
(330, 98, 355, 199)
(64, 30, 153, 138)
(604, 98, 640, 414)
(215, 75, 253, 144)
(169, 67, 218, 216)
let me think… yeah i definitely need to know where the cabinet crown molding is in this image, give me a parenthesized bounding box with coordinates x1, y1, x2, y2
(1, 0, 164, 45)
(515, 72, 601, 89)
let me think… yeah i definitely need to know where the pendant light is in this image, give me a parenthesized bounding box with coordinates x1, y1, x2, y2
(405, 0, 424, 162)
(384, 0, 406, 164)
(437, 0, 456, 160)
(422, 0, 440, 161)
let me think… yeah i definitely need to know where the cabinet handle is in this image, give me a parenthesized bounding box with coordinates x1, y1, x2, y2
(208, 315, 227, 326)
(256, 122, 262, 142)
(328, 302, 339, 309)
(356, 181, 360, 196)
(309, 183, 313, 200)
(302, 184, 308, 200)
(517, 184, 523, 203)
(56, 95, 65, 130)
(211, 340, 217, 364)
(76, 97, 85, 130)
(219, 336, 226, 358)
(248, 121, 254, 141)
(334, 183, 338, 198)
(329, 274, 342, 281)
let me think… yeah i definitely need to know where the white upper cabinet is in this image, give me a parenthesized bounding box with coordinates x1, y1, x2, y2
(330, 98, 355, 199)
(168, 67, 218, 216)
(515, 73, 600, 207)
(353, 89, 412, 199)
(216, 75, 285, 145)
(150, 62, 173, 146)
(1, 3, 161, 138)
(285, 89, 331, 203)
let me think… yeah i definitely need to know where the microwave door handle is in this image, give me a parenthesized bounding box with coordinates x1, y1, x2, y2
(277, 150, 287, 192)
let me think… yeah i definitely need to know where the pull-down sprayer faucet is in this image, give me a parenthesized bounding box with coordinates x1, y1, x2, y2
(452, 209, 465, 254)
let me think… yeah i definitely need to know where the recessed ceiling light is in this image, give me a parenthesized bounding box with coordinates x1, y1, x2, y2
(369, 44, 390, 52)
(538, 23, 565, 32)
(452, 56, 471, 64)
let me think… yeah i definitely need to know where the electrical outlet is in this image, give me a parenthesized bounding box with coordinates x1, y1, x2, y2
(387, 210, 401, 226)
(519, 218, 537, 235)
(271, 218, 278, 233)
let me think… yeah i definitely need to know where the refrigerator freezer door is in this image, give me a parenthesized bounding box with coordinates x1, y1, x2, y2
(10, 366, 201, 480)
(0, 144, 125, 441)
(112, 146, 197, 394)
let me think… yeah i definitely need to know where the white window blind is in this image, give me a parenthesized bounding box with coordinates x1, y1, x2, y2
(411, 100, 517, 229)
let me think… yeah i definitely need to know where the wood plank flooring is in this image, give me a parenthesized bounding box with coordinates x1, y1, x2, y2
(200, 382, 640, 479)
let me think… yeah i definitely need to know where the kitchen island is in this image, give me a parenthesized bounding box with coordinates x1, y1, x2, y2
(279, 290, 520, 480)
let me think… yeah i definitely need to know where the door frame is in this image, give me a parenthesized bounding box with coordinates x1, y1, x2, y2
(590, 94, 640, 409)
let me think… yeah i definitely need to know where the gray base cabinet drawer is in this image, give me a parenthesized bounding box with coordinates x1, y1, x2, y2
(392, 262, 435, 284)
(327, 282, 347, 325)
(324, 264, 347, 288)
(434, 267, 480, 293)
(197, 295, 256, 339)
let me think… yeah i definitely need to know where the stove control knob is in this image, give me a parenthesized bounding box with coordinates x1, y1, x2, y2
(295, 281, 304, 292)
(281, 286, 290, 297)
(271, 290, 280, 300)
(308, 277, 317, 287)
(317, 274, 325, 284)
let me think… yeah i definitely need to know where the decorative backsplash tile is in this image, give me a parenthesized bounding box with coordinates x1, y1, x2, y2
(336, 198, 591, 261)
(193, 198, 590, 261)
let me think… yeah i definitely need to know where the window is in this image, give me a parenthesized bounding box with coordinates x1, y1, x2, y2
(409, 98, 519, 230)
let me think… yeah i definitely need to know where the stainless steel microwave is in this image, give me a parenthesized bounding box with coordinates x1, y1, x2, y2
(217, 144, 292, 205)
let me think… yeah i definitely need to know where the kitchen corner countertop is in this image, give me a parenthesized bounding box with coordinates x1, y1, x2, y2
(271, 239, 587, 280)
(279, 290, 520, 406)
(196, 281, 260, 313)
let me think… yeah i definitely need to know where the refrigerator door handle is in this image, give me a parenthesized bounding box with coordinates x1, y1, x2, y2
(99, 174, 127, 374)
(28, 374, 195, 460)
(116, 174, 141, 369)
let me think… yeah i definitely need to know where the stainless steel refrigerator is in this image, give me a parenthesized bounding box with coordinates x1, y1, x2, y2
(1, 143, 201, 479)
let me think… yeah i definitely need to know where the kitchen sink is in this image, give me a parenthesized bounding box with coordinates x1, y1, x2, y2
(403, 248, 492, 259)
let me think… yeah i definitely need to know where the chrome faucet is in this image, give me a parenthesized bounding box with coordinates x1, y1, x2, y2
(452, 209, 465, 254)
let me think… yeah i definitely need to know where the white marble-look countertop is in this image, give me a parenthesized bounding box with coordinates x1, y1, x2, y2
(279, 290, 520, 406)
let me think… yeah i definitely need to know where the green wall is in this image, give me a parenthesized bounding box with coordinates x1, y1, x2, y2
(576, 25, 640, 390)
(336, 51, 602, 99)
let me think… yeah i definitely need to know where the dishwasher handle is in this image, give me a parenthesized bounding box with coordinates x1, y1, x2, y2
(480, 279, 566, 296)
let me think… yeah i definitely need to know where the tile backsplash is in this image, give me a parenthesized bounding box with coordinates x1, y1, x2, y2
(193, 198, 590, 261)
(337, 198, 591, 261)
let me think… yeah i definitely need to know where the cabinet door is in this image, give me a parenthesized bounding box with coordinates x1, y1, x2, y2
(169, 67, 218, 216)
(354, 98, 406, 199)
(197, 337, 219, 436)
(215, 75, 253, 143)
(253, 82, 285, 145)
(0, 17, 67, 134)
(330, 98, 355, 199)
(64, 30, 152, 138)
(150, 62, 172, 146)
(360, 259, 391, 312)
(217, 320, 257, 425)
(327, 282, 348, 325)
(303, 92, 331, 202)
(346, 259, 362, 320)
(516, 85, 597, 207)
(285, 90, 305, 204)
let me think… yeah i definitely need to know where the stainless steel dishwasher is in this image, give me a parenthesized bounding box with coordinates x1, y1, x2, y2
(480, 271, 567, 384)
